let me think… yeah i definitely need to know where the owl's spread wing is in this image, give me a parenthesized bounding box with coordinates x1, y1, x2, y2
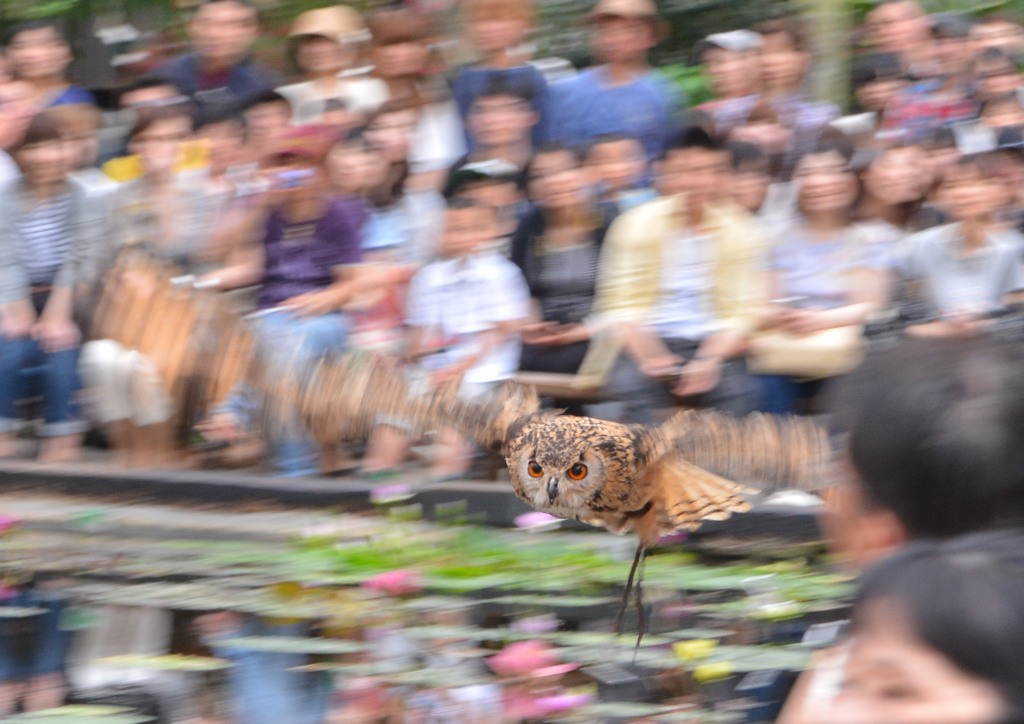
(647, 410, 830, 493)
(427, 379, 541, 452)
(643, 457, 753, 543)
(264, 354, 539, 452)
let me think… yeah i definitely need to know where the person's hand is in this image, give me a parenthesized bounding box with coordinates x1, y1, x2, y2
(32, 317, 80, 353)
(906, 317, 984, 339)
(521, 321, 562, 346)
(283, 289, 338, 317)
(778, 309, 826, 337)
(0, 300, 36, 339)
(672, 356, 722, 397)
(195, 412, 245, 443)
(640, 354, 685, 380)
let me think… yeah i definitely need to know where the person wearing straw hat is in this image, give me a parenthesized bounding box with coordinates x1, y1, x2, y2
(550, 0, 682, 164)
(276, 6, 389, 125)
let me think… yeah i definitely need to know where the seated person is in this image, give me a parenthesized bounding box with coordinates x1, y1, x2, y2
(752, 135, 888, 415)
(511, 145, 616, 393)
(365, 197, 529, 479)
(595, 127, 768, 422)
(780, 338, 1024, 722)
(894, 153, 1024, 339)
(80, 104, 225, 466)
(0, 112, 107, 462)
(198, 128, 366, 476)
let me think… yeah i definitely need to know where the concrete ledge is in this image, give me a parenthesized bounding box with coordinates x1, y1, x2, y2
(0, 460, 822, 542)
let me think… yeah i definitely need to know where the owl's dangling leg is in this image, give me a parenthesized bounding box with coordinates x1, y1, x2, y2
(614, 543, 647, 636)
(634, 550, 648, 653)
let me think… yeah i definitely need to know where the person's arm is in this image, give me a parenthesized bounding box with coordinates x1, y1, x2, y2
(286, 265, 364, 317)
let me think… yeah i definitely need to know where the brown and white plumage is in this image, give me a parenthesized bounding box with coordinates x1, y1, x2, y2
(269, 354, 829, 537)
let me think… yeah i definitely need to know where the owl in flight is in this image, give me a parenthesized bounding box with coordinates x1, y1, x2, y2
(291, 358, 828, 539)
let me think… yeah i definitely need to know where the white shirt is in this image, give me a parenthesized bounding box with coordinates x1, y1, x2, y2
(647, 230, 719, 341)
(406, 252, 529, 384)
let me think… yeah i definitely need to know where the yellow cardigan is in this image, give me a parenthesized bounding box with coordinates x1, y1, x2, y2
(590, 195, 769, 336)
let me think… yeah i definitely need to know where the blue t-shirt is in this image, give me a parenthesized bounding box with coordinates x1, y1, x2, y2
(49, 85, 96, 107)
(550, 67, 683, 162)
(452, 64, 551, 151)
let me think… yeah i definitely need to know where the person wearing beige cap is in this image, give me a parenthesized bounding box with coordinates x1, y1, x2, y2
(550, 0, 683, 163)
(276, 6, 388, 125)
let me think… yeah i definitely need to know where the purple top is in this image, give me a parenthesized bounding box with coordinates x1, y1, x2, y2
(257, 197, 365, 309)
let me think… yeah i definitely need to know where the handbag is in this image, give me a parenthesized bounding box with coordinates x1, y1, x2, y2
(747, 325, 865, 380)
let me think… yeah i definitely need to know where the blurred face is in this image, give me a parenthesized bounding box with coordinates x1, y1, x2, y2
(590, 16, 656, 66)
(834, 601, 1006, 724)
(933, 36, 972, 76)
(971, 20, 1024, 58)
(759, 32, 808, 95)
(372, 40, 429, 80)
(467, 16, 528, 54)
(129, 115, 192, 177)
(863, 147, 931, 205)
(329, 143, 385, 195)
(62, 122, 100, 170)
(939, 163, 1007, 222)
(856, 77, 907, 113)
(199, 120, 245, 173)
(295, 35, 350, 77)
(441, 205, 496, 257)
(189, 0, 258, 69)
(731, 163, 771, 212)
(656, 146, 729, 203)
(703, 47, 760, 99)
(528, 149, 585, 208)
(794, 151, 858, 216)
(15, 137, 71, 187)
(365, 108, 419, 163)
(7, 26, 71, 82)
(586, 138, 646, 193)
(265, 154, 324, 207)
(868, 1, 930, 55)
(468, 94, 536, 149)
(975, 59, 1022, 103)
(982, 96, 1024, 129)
(0, 55, 11, 84)
(244, 101, 291, 155)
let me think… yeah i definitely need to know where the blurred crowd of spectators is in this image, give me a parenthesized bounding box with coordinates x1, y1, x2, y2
(2, 0, 1024, 476)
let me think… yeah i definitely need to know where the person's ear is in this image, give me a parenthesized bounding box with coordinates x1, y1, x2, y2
(820, 478, 908, 570)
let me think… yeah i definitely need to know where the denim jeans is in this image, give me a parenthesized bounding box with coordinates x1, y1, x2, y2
(0, 337, 85, 437)
(0, 586, 73, 682)
(757, 375, 829, 415)
(216, 310, 348, 477)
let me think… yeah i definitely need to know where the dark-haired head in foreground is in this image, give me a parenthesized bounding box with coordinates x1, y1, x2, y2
(826, 338, 1024, 564)
(836, 531, 1024, 723)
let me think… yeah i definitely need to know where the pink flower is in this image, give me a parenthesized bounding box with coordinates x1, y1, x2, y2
(487, 640, 559, 677)
(535, 692, 595, 714)
(361, 569, 423, 597)
(0, 516, 19, 535)
(514, 512, 562, 531)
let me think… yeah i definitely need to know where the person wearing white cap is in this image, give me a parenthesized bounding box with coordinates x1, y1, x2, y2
(550, 0, 683, 164)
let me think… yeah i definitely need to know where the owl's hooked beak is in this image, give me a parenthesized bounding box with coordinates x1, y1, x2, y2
(547, 477, 559, 502)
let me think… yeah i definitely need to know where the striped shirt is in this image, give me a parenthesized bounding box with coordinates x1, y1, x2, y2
(14, 192, 73, 286)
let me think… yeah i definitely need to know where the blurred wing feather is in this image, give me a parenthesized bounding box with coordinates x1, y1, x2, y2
(651, 410, 830, 493)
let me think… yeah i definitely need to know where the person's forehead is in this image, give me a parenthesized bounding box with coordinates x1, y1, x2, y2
(665, 146, 727, 165)
(195, 1, 257, 23)
(10, 26, 64, 45)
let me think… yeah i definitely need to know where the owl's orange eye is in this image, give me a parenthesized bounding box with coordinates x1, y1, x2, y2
(567, 463, 588, 481)
(527, 461, 544, 478)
